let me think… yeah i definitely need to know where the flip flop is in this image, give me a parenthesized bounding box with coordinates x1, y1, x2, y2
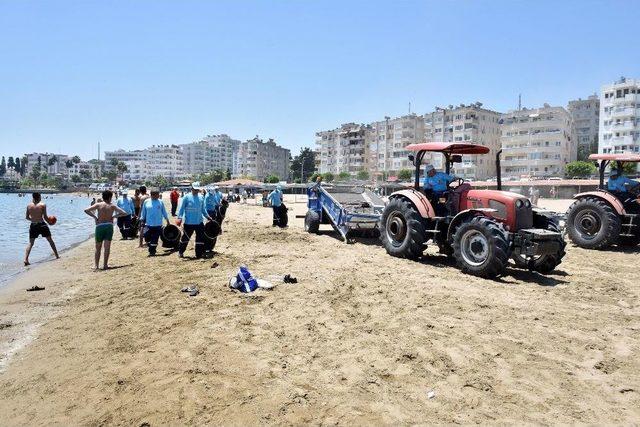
(181, 285, 197, 293)
(188, 287, 199, 297)
(26, 286, 45, 292)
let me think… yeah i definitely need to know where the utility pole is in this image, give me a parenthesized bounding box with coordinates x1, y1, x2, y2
(518, 94, 522, 111)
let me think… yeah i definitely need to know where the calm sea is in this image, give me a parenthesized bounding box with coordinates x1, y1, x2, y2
(0, 193, 96, 285)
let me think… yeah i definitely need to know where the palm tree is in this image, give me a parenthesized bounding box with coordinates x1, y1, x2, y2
(116, 161, 128, 182)
(72, 155, 81, 164)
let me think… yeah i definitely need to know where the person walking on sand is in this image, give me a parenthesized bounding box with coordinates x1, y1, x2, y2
(115, 190, 135, 239)
(137, 186, 150, 248)
(84, 190, 129, 270)
(170, 187, 180, 216)
(177, 182, 213, 259)
(139, 188, 170, 256)
(204, 186, 221, 222)
(24, 192, 59, 266)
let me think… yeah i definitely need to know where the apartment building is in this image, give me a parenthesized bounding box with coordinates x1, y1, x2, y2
(236, 137, 290, 181)
(66, 161, 97, 180)
(24, 152, 71, 175)
(500, 104, 576, 178)
(316, 123, 369, 175)
(423, 103, 501, 180)
(568, 94, 599, 159)
(104, 149, 148, 166)
(367, 114, 424, 177)
(147, 145, 184, 180)
(200, 134, 240, 173)
(599, 77, 640, 156)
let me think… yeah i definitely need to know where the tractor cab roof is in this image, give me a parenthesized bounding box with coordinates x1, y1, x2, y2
(406, 142, 490, 155)
(589, 153, 640, 162)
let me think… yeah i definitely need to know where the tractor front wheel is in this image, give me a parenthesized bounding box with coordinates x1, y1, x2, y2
(452, 216, 510, 278)
(566, 197, 621, 249)
(379, 197, 426, 260)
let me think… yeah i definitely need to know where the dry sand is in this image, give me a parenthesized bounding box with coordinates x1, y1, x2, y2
(0, 196, 639, 425)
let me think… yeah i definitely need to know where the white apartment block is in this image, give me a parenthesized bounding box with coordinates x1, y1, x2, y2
(24, 152, 71, 176)
(236, 137, 290, 181)
(368, 114, 424, 177)
(500, 104, 576, 178)
(66, 161, 97, 179)
(599, 77, 640, 156)
(424, 103, 501, 180)
(568, 94, 599, 159)
(316, 123, 369, 175)
(200, 134, 240, 173)
(148, 145, 184, 180)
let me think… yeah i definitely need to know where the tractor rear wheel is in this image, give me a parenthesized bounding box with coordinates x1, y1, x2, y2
(304, 210, 320, 233)
(566, 197, 621, 249)
(452, 216, 510, 278)
(379, 197, 426, 260)
(512, 218, 566, 274)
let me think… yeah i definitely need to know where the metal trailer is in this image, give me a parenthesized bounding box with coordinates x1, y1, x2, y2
(304, 183, 385, 242)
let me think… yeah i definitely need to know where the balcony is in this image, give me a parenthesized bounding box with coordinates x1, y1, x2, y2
(610, 107, 637, 118)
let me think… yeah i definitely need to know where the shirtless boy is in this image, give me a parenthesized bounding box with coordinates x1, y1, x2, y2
(24, 192, 59, 266)
(84, 190, 129, 270)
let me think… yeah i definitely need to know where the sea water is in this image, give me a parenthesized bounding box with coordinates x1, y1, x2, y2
(0, 193, 95, 285)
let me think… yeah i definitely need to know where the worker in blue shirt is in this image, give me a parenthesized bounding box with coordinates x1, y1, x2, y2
(115, 191, 135, 239)
(177, 182, 213, 258)
(139, 189, 170, 255)
(423, 164, 456, 197)
(268, 185, 284, 227)
(608, 167, 639, 201)
(204, 186, 221, 222)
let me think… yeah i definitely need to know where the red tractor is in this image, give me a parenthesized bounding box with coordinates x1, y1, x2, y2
(379, 142, 566, 278)
(566, 153, 640, 249)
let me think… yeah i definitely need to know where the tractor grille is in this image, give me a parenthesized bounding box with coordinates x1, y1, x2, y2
(515, 204, 533, 230)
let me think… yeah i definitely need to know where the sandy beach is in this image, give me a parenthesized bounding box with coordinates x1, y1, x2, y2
(0, 196, 639, 425)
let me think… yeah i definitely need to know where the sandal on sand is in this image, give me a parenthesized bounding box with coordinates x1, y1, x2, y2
(26, 286, 45, 292)
(181, 286, 197, 293)
(188, 287, 199, 297)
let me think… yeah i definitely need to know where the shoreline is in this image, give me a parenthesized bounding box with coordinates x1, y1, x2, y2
(1, 199, 638, 424)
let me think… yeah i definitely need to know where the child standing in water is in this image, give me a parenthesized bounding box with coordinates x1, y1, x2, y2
(84, 190, 128, 270)
(24, 192, 59, 266)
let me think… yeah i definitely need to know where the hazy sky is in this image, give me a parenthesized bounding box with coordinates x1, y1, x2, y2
(1, 0, 639, 160)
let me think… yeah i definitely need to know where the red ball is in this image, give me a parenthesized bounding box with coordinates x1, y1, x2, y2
(47, 215, 57, 225)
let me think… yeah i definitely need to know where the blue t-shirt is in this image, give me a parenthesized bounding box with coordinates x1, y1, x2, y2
(116, 197, 134, 215)
(423, 172, 455, 193)
(140, 198, 169, 227)
(268, 190, 282, 207)
(204, 192, 219, 210)
(178, 193, 209, 225)
(608, 175, 638, 192)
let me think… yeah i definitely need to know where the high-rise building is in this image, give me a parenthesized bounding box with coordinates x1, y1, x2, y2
(236, 137, 290, 181)
(500, 104, 576, 178)
(423, 103, 501, 179)
(316, 123, 369, 175)
(599, 77, 640, 156)
(568, 94, 600, 160)
(367, 114, 424, 178)
(24, 152, 71, 176)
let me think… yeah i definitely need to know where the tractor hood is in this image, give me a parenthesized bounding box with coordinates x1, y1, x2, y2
(466, 189, 527, 204)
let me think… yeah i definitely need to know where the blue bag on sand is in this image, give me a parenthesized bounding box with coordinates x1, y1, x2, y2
(231, 266, 259, 293)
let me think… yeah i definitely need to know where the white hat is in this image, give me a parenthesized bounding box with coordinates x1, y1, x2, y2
(191, 181, 202, 190)
(425, 164, 435, 172)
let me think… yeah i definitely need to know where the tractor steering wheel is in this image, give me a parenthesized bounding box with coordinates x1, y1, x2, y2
(449, 178, 466, 189)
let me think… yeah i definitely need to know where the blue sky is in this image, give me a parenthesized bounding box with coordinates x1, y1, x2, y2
(1, 0, 638, 160)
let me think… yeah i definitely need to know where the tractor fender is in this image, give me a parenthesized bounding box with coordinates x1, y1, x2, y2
(446, 208, 498, 241)
(389, 188, 435, 219)
(573, 191, 626, 215)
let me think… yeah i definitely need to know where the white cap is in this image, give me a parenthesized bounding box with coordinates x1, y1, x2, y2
(425, 164, 435, 172)
(191, 181, 202, 190)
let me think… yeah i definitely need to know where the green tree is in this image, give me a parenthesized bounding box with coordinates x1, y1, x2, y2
(198, 169, 225, 185)
(65, 159, 74, 169)
(71, 174, 81, 183)
(79, 169, 92, 180)
(290, 147, 316, 182)
(72, 155, 81, 164)
(309, 173, 321, 183)
(152, 175, 169, 189)
(337, 171, 351, 181)
(105, 170, 117, 182)
(47, 155, 58, 167)
(19, 156, 27, 175)
(116, 161, 128, 181)
(621, 162, 638, 175)
(323, 172, 334, 182)
(565, 161, 596, 178)
(356, 170, 369, 180)
(0, 156, 6, 176)
(265, 174, 280, 184)
(14, 157, 21, 175)
(225, 168, 231, 180)
(398, 169, 413, 181)
(30, 162, 42, 184)
(7, 156, 15, 169)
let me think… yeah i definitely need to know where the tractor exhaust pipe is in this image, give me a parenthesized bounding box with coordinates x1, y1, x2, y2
(496, 149, 502, 191)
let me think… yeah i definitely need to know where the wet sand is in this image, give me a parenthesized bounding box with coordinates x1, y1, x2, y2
(0, 197, 638, 425)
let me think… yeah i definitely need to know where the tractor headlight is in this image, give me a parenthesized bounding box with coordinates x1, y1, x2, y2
(524, 199, 531, 208)
(515, 199, 524, 208)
